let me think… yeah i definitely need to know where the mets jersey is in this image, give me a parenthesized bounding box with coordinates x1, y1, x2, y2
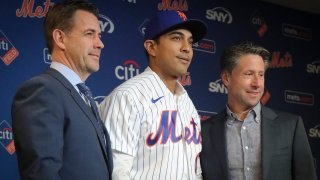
(99, 67, 202, 180)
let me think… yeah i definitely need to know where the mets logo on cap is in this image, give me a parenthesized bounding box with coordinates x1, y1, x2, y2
(144, 10, 207, 43)
(177, 11, 187, 21)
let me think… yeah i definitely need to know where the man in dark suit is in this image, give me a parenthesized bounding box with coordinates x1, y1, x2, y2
(200, 42, 317, 180)
(11, 1, 112, 179)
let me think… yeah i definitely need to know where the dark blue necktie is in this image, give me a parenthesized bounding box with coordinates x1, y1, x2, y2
(76, 83, 106, 146)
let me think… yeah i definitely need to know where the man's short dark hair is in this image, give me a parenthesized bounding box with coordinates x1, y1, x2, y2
(220, 41, 270, 74)
(44, 0, 99, 53)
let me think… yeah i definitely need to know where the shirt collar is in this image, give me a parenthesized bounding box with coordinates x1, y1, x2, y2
(50, 62, 83, 87)
(226, 102, 261, 123)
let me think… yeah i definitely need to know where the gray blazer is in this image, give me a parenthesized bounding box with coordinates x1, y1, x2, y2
(12, 68, 113, 180)
(200, 105, 317, 180)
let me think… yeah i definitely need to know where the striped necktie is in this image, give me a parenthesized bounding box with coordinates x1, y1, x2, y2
(76, 83, 106, 146)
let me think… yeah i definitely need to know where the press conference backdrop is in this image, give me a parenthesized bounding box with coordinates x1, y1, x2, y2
(1, 0, 319, 179)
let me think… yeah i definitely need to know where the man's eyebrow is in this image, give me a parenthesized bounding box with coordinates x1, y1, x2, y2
(167, 31, 184, 36)
(84, 28, 95, 32)
(167, 30, 193, 40)
(84, 28, 102, 35)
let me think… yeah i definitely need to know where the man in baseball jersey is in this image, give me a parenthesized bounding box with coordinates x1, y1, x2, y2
(99, 10, 207, 180)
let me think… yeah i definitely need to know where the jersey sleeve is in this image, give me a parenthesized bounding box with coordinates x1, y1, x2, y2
(99, 90, 140, 156)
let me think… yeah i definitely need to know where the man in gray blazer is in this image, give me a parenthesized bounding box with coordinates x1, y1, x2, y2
(200, 42, 317, 180)
(12, 1, 112, 179)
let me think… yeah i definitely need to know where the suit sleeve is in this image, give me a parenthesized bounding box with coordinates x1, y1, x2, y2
(292, 116, 317, 180)
(12, 78, 64, 180)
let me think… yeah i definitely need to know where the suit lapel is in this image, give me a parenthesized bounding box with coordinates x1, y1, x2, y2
(261, 106, 278, 180)
(211, 111, 229, 178)
(45, 68, 109, 158)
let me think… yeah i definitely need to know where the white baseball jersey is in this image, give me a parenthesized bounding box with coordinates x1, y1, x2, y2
(99, 67, 202, 180)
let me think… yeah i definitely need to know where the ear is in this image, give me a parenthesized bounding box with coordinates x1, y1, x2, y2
(52, 29, 66, 50)
(144, 40, 156, 57)
(221, 70, 230, 87)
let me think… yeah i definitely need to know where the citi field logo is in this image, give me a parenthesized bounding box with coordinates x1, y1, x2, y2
(269, 51, 293, 68)
(250, 10, 268, 37)
(306, 61, 320, 74)
(0, 120, 15, 155)
(115, 60, 141, 80)
(282, 23, 312, 41)
(16, 0, 53, 18)
(193, 39, 216, 54)
(285, 90, 314, 106)
(158, 0, 188, 11)
(309, 124, 320, 138)
(43, 48, 52, 64)
(206, 7, 233, 24)
(208, 79, 228, 94)
(0, 30, 19, 65)
(178, 72, 192, 86)
(98, 14, 115, 34)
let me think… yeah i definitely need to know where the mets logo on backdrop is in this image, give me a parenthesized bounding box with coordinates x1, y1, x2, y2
(0, 30, 19, 65)
(158, 0, 188, 11)
(179, 72, 192, 86)
(0, 120, 15, 155)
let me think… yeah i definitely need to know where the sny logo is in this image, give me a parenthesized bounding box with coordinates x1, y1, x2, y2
(146, 111, 201, 146)
(206, 7, 233, 24)
(309, 124, 320, 138)
(99, 14, 115, 34)
(306, 61, 320, 74)
(208, 79, 228, 94)
(0, 120, 15, 155)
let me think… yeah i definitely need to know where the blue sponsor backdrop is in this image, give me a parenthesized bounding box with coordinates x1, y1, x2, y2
(1, 0, 319, 179)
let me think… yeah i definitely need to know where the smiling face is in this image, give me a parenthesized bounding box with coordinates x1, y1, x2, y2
(145, 28, 193, 80)
(222, 54, 266, 113)
(61, 10, 104, 80)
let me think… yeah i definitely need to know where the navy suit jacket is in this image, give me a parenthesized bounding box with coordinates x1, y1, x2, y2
(12, 68, 113, 180)
(200, 105, 317, 180)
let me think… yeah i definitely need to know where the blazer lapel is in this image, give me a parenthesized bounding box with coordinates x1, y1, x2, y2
(211, 111, 229, 178)
(261, 106, 278, 180)
(45, 68, 109, 158)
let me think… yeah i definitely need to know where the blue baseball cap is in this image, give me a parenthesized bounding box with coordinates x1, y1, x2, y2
(144, 10, 207, 43)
